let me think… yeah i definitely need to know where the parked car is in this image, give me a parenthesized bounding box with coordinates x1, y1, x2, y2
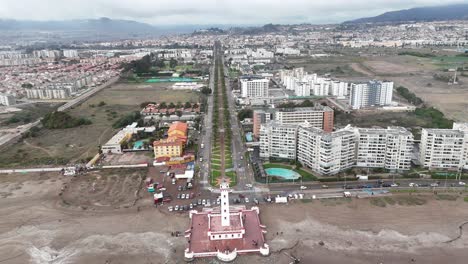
(409, 183, 418, 187)
(177, 186, 182, 191)
(245, 197, 250, 203)
(321, 185, 329, 189)
(189, 203, 193, 209)
(253, 198, 259, 205)
(175, 205, 179, 211)
(390, 183, 399, 187)
(168, 206, 173, 212)
(177, 193, 182, 199)
(300, 186, 307, 190)
(459, 181, 466, 186)
(382, 183, 391, 187)
(181, 193, 185, 199)
(197, 199, 202, 205)
(430, 183, 439, 187)
(202, 199, 206, 205)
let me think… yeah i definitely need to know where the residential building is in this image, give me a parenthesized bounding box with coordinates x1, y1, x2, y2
(297, 123, 356, 175)
(330, 81, 348, 98)
(240, 77, 269, 98)
(356, 127, 413, 171)
(274, 106, 334, 132)
(259, 121, 297, 160)
(349, 80, 393, 109)
(252, 110, 273, 139)
(153, 121, 189, 158)
(25, 87, 70, 99)
(0, 93, 16, 106)
(62, 50, 79, 58)
(419, 124, 468, 170)
(261, 122, 413, 175)
(167, 121, 188, 143)
(153, 138, 184, 158)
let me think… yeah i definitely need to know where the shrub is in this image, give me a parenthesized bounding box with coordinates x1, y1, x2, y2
(41, 111, 91, 129)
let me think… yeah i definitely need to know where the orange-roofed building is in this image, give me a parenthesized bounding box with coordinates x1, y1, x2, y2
(153, 138, 184, 158)
(168, 122, 188, 142)
(153, 121, 189, 159)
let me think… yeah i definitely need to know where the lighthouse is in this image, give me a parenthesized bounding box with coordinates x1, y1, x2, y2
(220, 181, 231, 226)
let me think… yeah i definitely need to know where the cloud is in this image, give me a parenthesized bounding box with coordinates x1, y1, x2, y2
(0, 0, 466, 25)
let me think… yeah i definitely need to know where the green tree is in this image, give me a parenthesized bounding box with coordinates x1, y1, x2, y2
(169, 58, 178, 68)
(201, 87, 212, 95)
(237, 109, 253, 121)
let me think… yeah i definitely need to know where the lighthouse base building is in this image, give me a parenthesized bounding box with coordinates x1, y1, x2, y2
(184, 183, 269, 262)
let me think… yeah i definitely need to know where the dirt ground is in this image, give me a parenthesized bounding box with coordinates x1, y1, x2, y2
(2, 171, 468, 263)
(60, 169, 146, 210)
(349, 55, 468, 122)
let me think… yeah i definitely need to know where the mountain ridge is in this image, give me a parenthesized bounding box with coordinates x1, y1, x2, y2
(344, 4, 468, 24)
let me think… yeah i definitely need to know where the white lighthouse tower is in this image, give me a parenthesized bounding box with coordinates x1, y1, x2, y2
(220, 182, 231, 226)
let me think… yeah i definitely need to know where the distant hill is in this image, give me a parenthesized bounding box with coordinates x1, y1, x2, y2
(228, 23, 282, 35)
(345, 4, 468, 24)
(0, 17, 157, 34)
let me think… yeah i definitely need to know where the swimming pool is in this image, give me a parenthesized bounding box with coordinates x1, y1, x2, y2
(245, 132, 253, 142)
(133, 140, 145, 150)
(265, 168, 301, 180)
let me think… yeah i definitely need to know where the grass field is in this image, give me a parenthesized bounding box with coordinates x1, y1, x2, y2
(286, 56, 366, 77)
(0, 82, 200, 168)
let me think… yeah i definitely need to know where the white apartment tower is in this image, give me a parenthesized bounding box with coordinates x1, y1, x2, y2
(419, 124, 468, 170)
(0, 93, 16, 106)
(259, 121, 297, 160)
(356, 127, 413, 171)
(240, 78, 269, 98)
(350, 80, 393, 109)
(297, 124, 356, 175)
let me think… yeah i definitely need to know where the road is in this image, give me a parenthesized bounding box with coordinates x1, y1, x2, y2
(267, 178, 467, 193)
(198, 47, 216, 189)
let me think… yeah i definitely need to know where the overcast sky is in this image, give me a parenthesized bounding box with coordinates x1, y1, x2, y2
(0, 0, 466, 25)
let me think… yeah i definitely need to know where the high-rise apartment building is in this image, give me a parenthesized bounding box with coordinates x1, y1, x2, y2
(419, 123, 468, 170)
(252, 110, 273, 139)
(297, 123, 356, 175)
(275, 106, 334, 132)
(0, 93, 16, 106)
(260, 122, 413, 175)
(259, 121, 297, 160)
(240, 78, 269, 98)
(349, 80, 393, 109)
(356, 127, 413, 170)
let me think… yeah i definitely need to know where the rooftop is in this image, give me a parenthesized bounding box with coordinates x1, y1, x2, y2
(188, 208, 265, 254)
